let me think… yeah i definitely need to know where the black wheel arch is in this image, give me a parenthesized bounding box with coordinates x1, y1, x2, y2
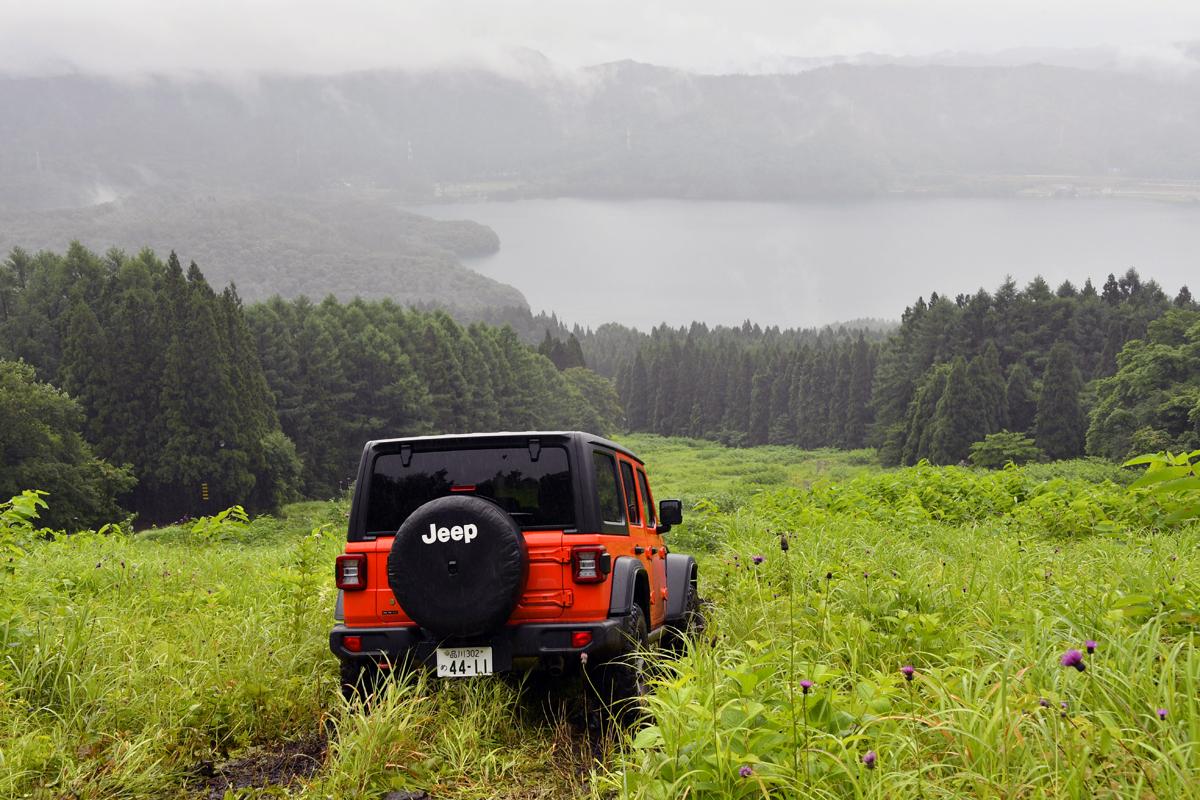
(609, 556, 651, 630)
(664, 553, 698, 622)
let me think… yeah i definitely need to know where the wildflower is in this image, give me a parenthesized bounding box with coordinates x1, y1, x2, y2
(1038, 698, 1050, 708)
(862, 750, 877, 769)
(1157, 708, 1168, 721)
(780, 533, 790, 552)
(800, 679, 813, 694)
(1085, 640, 1097, 655)
(752, 554, 765, 565)
(738, 765, 753, 778)
(1060, 701, 1068, 717)
(901, 665, 915, 681)
(825, 571, 833, 580)
(1060, 649, 1085, 672)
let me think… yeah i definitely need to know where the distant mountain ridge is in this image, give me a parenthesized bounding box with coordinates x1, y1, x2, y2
(4, 59, 1200, 209)
(0, 191, 525, 310)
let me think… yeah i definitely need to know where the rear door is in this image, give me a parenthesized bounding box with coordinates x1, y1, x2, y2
(619, 457, 666, 627)
(363, 441, 572, 622)
(636, 466, 669, 622)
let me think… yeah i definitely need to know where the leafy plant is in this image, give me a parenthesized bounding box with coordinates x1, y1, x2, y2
(1124, 449, 1200, 523)
(969, 430, 1044, 468)
(0, 489, 47, 567)
(190, 504, 251, 543)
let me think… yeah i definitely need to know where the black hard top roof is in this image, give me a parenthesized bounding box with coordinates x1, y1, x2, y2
(364, 431, 643, 464)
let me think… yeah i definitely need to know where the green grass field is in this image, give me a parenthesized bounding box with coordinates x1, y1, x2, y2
(1, 437, 1196, 798)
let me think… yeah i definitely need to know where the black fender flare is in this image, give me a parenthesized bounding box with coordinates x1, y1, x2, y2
(665, 553, 698, 621)
(608, 556, 648, 617)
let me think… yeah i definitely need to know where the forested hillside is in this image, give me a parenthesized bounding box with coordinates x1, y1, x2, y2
(581, 323, 884, 449)
(246, 298, 621, 498)
(0, 245, 618, 525)
(3, 241, 1196, 529)
(5, 62, 1200, 209)
(0, 192, 524, 311)
(574, 270, 1196, 462)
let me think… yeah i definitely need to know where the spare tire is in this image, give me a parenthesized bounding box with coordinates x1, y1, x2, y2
(387, 495, 528, 638)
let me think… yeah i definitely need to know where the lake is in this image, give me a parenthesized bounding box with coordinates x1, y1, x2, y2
(411, 198, 1200, 330)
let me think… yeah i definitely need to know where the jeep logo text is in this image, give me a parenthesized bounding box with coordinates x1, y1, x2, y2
(423, 523, 479, 544)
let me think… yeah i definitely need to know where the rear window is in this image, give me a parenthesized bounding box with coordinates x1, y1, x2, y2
(592, 450, 625, 525)
(366, 446, 574, 533)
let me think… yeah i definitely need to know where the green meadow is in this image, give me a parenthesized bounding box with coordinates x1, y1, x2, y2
(1, 436, 1196, 798)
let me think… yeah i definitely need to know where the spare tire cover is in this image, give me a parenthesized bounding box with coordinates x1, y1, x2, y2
(387, 495, 528, 638)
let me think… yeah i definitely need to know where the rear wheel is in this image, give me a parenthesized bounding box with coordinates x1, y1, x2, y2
(662, 578, 706, 657)
(593, 603, 650, 728)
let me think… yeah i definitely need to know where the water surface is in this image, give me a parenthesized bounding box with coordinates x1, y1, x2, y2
(412, 198, 1200, 329)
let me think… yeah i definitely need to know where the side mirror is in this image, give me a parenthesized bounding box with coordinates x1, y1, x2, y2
(658, 499, 683, 533)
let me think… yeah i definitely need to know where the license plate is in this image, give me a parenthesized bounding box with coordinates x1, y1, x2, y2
(435, 646, 493, 678)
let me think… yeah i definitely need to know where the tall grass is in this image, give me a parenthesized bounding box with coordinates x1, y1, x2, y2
(1, 436, 1196, 798)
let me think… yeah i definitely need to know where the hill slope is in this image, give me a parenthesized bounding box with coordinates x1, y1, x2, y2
(3, 62, 1200, 207)
(0, 191, 525, 310)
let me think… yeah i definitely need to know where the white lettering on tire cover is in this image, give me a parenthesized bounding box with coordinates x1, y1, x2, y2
(422, 523, 479, 544)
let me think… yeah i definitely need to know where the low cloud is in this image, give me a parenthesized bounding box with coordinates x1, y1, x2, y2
(2, 0, 1198, 78)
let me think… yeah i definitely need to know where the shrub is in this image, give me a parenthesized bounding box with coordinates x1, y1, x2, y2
(968, 430, 1044, 469)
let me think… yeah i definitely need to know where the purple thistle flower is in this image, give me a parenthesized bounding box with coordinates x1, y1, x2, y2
(1085, 640, 1097, 655)
(901, 665, 915, 681)
(1060, 701, 1069, 717)
(780, 533, 790, 552)
(1157, 708, 1168, 721)
(752, 554, 765, 565)
(738, 765, 753, 778)
(862, 750, 877, 769)
(800, 679, 813, 694)
(1039, 698, 1050, 708)
(1060, 649, 1086, 672)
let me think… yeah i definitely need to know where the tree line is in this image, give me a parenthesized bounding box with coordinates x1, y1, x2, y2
(3, 241, 1195, 529)
(592, 323, 882, 449)
(0, 245, 619, 526)
(576, 270, 1194, 464)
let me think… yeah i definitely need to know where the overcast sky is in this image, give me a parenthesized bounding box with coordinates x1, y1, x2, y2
(2, 0, 1199, 77)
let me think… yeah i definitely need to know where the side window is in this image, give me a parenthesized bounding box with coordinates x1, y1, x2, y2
(592, 451, 625, 526)
(637, 469, 656, 527)
(620, 461, 641, 525)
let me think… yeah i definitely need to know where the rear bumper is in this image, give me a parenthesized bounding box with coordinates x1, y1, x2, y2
(330, 617, 626, 672)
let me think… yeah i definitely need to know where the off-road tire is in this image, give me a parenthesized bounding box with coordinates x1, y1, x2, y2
(387, 494, 528, 639)
(592, 603, 650, 728)
(662, 580, 706, 657)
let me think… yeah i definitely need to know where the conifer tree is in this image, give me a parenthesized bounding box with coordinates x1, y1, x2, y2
(971, 341, 1009, 434)
(844, 334, 874, 448)
(1004, 361, 1038, 434)
(929, 356, 986, 464)
(1035, 341, 1086, 460)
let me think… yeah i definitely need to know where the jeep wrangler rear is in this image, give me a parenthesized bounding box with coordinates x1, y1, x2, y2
(329, 431, 701, 711)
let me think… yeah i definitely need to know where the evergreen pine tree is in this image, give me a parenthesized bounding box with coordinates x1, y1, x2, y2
(929, 356, 986, 465)
(971, 341, 1009, 433)
(1035, 341, 1086, 460)
(1004, 361, 1038, 434)
(843, 334, 874, 448)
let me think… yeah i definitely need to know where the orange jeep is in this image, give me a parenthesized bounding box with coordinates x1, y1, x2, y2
(329, 431, 701, 709)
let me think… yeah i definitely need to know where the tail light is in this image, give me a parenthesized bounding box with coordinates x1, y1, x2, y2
(571, 546, 611, 584)
(336, 554, 368, 590)
(343, 635, 362, 652)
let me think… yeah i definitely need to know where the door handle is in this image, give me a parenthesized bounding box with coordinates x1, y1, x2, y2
(633, 546, 645, 555)
(650, 547, 658, 555)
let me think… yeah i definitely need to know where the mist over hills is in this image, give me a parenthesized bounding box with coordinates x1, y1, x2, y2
(4, 57, 1200, 211)
(0, 191, 525, 310)
(4, 54, 1200, 320)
